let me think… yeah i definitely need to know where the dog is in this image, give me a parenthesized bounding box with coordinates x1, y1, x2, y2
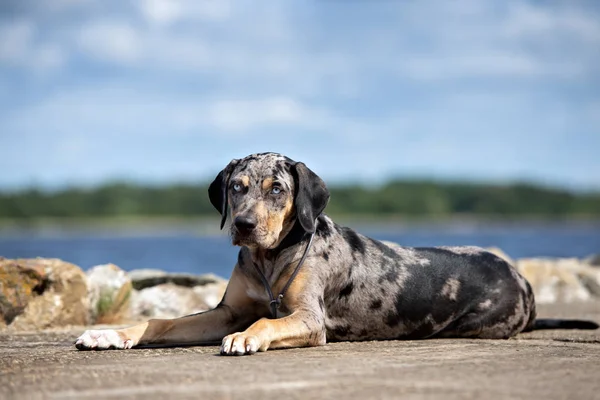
(75, 152, 599, 355)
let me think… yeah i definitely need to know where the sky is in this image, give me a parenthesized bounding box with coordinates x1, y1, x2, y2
(0, 0, 599, 192)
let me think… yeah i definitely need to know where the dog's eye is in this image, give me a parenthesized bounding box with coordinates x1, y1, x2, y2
(232, 183, 242, 192)
(271, 186, 282, 195)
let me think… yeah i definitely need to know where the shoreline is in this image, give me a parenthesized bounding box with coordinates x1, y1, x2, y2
(1, 214, 600, 239)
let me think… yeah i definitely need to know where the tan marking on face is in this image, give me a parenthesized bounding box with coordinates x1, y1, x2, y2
(283, 197, 294, 219)
(261, 177, 274, 191)
(240, 176, 250, 186)
(441, 278, 460, 301)
(266, 207, 284, 241)
(266, 194, 295, 248)
(254, 201, 268, 225)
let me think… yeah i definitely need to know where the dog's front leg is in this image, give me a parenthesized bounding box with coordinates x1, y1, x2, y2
(220, 268, 326, 356)
(220, 309, 325, 356)
(75, 267, 259, 350)
(76, 304, 249, 350)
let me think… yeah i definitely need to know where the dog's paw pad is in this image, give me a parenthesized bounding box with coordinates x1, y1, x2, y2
(74, 329, 131, 350)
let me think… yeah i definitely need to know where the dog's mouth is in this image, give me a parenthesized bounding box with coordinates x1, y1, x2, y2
(231, 228, 273, 248)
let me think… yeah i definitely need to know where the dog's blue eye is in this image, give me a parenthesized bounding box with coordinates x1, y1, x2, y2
(271, 187, 281, 195)
(233, 184, 242, 192)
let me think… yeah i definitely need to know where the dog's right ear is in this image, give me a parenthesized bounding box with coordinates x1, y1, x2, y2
(208, 159, 239, 230)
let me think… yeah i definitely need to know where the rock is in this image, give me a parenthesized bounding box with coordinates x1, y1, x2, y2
(127, 269, 167, 284)
(485, 247, 515, 265)
(87, 264, 132, 324)
(579, 274, 600, 298)
(0, 259, 47, 327)
(129, 269, 226, 290)
(381, 240, 401, 249)
(127, 270, 228, 320)
(1, 258, 89, 331)
(516, 258, 600, 304)
(130, 283, 212, 319)
(192, 280, 228, 309)
(584, 254, 600, 267)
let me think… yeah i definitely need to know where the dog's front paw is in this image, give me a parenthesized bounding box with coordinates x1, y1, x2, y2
(220, 333, 264, 356)
(74, 329, 134, 350)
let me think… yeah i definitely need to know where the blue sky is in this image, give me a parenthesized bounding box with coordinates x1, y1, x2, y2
(0, 0, 599, 191)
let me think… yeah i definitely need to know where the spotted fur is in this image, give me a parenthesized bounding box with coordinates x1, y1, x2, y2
(211, 153, 542, 342)
(75, 152, 599, 355)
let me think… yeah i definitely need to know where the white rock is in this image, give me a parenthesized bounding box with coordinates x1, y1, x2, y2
(87, 263, 132, 324)
(193, 281, 228, 309)
(516, 258, 600, 304)
(130, 283, 211, 319)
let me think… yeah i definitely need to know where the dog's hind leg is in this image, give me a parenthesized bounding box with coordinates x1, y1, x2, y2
(438, 301, 531, 340)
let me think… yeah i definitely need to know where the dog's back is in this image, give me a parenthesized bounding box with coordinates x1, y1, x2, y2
(304, 215, 535, 341)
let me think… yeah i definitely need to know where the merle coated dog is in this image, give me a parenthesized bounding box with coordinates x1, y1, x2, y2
(75, 152, 598, 355)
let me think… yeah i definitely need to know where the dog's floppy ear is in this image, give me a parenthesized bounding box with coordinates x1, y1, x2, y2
(208, 159, 239, 230)
(292, 162, 330, 233)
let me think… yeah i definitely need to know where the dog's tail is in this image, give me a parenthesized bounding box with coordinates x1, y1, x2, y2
(532, 318, 599, 331)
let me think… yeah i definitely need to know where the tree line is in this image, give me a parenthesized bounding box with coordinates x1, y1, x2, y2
(1, 180, 599, 219)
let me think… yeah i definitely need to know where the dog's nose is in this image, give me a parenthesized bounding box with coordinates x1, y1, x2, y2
(234, 215, 257, 231)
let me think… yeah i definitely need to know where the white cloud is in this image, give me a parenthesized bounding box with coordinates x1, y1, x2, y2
(372, 0, 600, 81)
(34, 43, 65, 70)
(399, 52, 542, 80)
(0, 19, 66, 71)
(504, 2, 600, 43)
(208, 97, 320, 132)
(76, 21, 143, 64)
(2, 80, 598, 189)
(0, 20, 35, 62)
(3, 0, 599, 83)
(138, 0, 232, 25)
(43, 0, 93, 12)
(3, 84, 340, 141)
(1, 0, 599, 189)
(138, 0, 184, 26)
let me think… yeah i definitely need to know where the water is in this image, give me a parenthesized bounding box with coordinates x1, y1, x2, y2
(0, 222, 598, 279)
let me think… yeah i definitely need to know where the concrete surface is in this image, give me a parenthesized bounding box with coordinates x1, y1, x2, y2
(1, 303, 599, 400)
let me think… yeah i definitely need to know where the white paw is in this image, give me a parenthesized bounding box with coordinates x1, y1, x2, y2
(74, 329, 133, 350)
(220, 333, 261, 356)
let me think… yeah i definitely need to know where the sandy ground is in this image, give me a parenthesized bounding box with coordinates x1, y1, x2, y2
(1, 302, 599, 400)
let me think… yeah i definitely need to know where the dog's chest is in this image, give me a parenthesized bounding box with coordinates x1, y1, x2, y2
(246, 285, 270, 303)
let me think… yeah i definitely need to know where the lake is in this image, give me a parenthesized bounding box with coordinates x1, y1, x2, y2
(0, 221, 598, 278)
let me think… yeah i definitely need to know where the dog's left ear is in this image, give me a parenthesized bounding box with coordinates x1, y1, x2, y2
(292, 162, 330, 233)
(208, 159, 239, 230)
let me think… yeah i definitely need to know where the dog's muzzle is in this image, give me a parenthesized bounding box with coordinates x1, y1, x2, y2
(231, 214, 261, 246)
(233, 215, 257, 233)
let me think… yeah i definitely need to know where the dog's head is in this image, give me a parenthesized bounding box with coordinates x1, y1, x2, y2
(208, 152, 330, 249)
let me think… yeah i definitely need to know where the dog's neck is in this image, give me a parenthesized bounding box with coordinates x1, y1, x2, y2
(247, 218, 307, 267)
(269, 219, 307, 256)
